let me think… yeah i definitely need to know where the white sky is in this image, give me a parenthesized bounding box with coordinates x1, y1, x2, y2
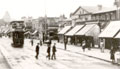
(0, 0, 115, 20)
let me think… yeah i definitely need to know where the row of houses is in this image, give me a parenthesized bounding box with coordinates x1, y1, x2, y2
(0, 11, 11, 34)
(21, 15, 67, 40)
(58, 5, 120, 49)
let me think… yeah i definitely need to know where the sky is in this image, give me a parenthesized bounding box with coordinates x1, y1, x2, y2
(0, 0, 115, 20)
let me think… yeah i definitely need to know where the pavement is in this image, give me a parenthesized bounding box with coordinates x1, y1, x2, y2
(56, 42, 111, 62)
(55, 41, 120, 65)
(33, 39, 120, 65)
(0, 37, 120, 69)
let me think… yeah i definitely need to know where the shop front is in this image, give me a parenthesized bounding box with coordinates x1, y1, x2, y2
(58, 26, 72, 43)
(114, 32, 120, 49)
(75, 24, 100, 47)
(65, 25, 84, 45)
(99, 21, 120, 49)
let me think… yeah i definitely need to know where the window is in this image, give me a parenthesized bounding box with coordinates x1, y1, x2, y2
(106, 13, 110, 20)
(85, 17, 88, 21)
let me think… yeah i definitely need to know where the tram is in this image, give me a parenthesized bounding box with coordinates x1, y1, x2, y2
(11, 21, 25, 48)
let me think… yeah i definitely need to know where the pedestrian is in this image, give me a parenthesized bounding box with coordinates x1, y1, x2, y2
(64, 38, 67, 50)
(51, 43, 57, 60)
(57, 37, 59, 43)
(110, 47, 116, 63)
(49, 39, 52, 46)
(82, 40, 86, 52)
(35, 43, 40, 59)
(100, 39, 105, 53)
(40, 39, 42, 46)
(31, 39, 34, 46)
(87, 39, 91, 50)
(46, 44, 51, 60)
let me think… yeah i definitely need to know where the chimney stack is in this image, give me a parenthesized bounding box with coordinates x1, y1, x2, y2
(98, 5, 102, 11)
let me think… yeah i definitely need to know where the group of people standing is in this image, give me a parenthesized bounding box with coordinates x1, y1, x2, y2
(46, 43, 57, 60)
(31, 39, 57, 60)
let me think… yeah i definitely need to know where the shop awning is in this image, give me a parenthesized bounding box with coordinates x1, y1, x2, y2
(99, 21, 120, 38)
(24, 31, 31, 34)
(4, 29, 10, 33)
(65, 25, 84, 36)
(75, 24, 96, 36)
(115, 32, 120, 38)
(58, 26, 71, 35)
(31, 30, 38, 35)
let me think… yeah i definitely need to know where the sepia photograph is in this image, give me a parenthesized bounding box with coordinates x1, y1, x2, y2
(0, 0, 120, 69)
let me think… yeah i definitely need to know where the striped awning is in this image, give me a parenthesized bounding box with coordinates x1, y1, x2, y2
(99, 21, 120, 38)
(65, 25, 84, 36)
(115, 32, 120, 38)
(75, 24, 96, 36)
(58, 26, 71, 35)
(32, 30, 38, 35)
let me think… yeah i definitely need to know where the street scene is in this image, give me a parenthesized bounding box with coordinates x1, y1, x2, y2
(0, 37, 119, 69)
(0, 0, 120, 69)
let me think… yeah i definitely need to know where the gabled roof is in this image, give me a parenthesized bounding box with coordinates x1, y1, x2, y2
(81, 6, 100, 13)
(93, 7, 116, 14)
(72, 6, 89, 15)
(72, 6, 100, 15)
(72, 6, 116, 15)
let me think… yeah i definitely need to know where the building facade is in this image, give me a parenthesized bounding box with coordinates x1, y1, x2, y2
(31, 16, 64, 40)
(21, 16, 33, 32)
(91, 8, 117, 32)
(63, 5, 117, 47)
(70, 5, 104, 25)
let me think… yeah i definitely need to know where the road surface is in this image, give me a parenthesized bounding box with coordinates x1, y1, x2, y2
(0, 37, 119, 69)
(0, 47, 11, 69)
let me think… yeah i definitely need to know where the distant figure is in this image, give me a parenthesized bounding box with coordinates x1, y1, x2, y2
(49, 39, 52, 46)
(31, 39, 34, 46)
(46, 44, 51, 60)
(40, 40, 42, 46)
(57, 37, 59, 43)
(110, 47, 115, 63)
(64, 38, 67, 50)
(35, 43, 40, 59)
(115, 47, 120, 64)
(82, 40, 86, 52)
(100, 39, 105, 53)
(51, 43, 57, 60)
(87, 39, 91, 50)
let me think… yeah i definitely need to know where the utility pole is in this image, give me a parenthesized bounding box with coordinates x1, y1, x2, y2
(114, 0, 120, 20)
(43, 0, 48, 41)
(45, 15, 47, 40)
